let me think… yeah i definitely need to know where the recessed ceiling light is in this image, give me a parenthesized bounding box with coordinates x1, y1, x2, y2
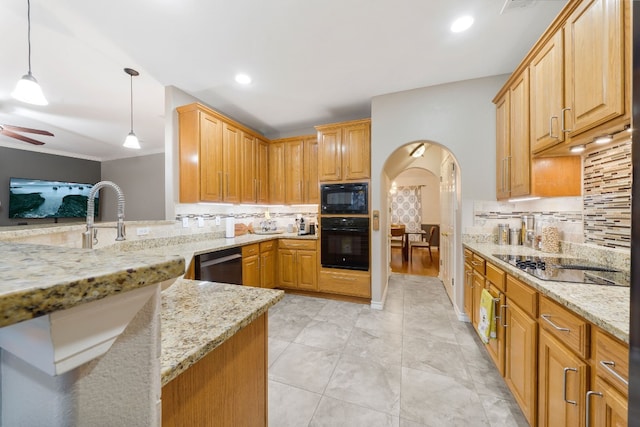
(235, 73, 252, 85)
(450, 15, 474, 33)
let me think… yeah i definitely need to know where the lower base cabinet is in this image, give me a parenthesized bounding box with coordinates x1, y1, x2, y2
(318, 268, 371, 298)
(591, 377, 628, 427)
(162, 314, 267, 427)
(277, 239, 317, 291)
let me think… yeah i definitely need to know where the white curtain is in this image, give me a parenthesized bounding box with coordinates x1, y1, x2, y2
(391, 186, 422, 236)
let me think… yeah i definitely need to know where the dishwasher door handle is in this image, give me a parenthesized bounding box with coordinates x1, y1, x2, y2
(199, 253, 242, 268)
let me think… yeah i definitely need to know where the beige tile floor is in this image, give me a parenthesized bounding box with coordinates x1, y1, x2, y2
(268, 273, 529, 427)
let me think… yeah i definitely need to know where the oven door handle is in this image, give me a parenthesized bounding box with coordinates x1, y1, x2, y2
(322, 227, 365, 232)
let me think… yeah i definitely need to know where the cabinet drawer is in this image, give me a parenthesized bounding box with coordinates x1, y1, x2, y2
(595, 329, 629, 391)
(539, 296, 589, 359)
(318, 269, 370, 298)
(485, 262, 505, 292)
(278, 239, 317, 250)
(506, 275, 537, 318)
(259, 240, 276, 252)
(471, 253, 486, 274)
(242, 243, 259, 257)
(464, 248, 473, 263)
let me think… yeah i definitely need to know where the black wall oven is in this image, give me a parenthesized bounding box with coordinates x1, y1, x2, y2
(320, 182, 368, 215)
(321, 217, 369, 271)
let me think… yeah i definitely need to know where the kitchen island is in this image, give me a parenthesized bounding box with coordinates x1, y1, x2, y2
(0, 234, 284, 426)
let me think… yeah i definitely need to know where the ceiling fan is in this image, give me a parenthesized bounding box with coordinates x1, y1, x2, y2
(0, 124, 53, 145)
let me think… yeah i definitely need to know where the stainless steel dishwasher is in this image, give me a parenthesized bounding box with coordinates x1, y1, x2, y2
(194, 247, 243, 284)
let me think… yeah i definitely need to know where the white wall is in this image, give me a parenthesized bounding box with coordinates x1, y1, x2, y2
(371, 75, 507, 311)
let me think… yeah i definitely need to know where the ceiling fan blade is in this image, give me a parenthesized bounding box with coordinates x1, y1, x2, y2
(1, 124, 54, 137)
(0, 129, 45, 145)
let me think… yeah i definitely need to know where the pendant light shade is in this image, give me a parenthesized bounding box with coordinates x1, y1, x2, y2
(123, 67, 141, 149)
(13, 0, 48, 106)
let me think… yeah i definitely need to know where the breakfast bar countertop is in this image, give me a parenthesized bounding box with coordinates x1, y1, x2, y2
(464, 242, 630, 343)
(160, 278, 284, 386)
(0, 240, 185, 328)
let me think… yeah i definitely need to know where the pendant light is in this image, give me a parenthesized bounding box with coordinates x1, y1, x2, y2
(12, 0, 48, 106)
(123, 67, 141, 149)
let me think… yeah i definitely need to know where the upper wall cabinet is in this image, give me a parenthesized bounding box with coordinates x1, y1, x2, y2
(177, 103, 267, 203)
(527, 0, 629, 156)
(316, 119, 371, 182)
(270, 135, 318, 204)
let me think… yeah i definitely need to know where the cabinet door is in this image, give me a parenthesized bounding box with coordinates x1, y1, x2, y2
(222, 123, 242, 203)
(504, 299, 538, 426)
(242, 254, 260, 287)
(260, 250, 275, 289)
(463, 261, 473, 319)
(317, 127, 342, 181)
(509, 70, 531, 198)
(277, 249, 297, 288)
(538, 328, 588, 427)
(485, 284, 505, 376)
(296, 250, 317, 291)
(342, 121, 370, 180)
(471, 270, 484, 330)
(592, 376, 627, 427)
(564, 0, 625, 136)
(304, 137, 319, 203)
(200, 112, 224, 202)
(530, 30, 565, 153)
(256, 138, 269, 204)
(269, 142, 285, 204)
(241, 133, 257, 203)
(284, 139, 305, 204)
(495, 92, 510, 200)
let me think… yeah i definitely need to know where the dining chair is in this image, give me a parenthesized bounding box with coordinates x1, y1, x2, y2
(390, 224, 405, 249)
(409, 226, 437, 262)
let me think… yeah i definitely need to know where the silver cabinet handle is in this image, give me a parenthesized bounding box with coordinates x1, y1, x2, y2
(502, 158, 507, 193)
(541, 314, 570, 332)
(561, 107, 572, 133)
(500, 304, 508, 327)
(599, 360, 629, 386)
(585, 390, 603, 427)
(506, 156, 511, 192)
(218, 171, 223, 198)
(471, 261, 483, 266)
(493, 297, 501, 323)
(563, 367, 578, 405)
(549, 115, 559, 139)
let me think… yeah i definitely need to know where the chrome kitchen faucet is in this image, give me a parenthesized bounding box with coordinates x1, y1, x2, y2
(82, 181, 126, 249)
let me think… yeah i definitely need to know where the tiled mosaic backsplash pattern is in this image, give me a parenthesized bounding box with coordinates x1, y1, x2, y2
(583, 141, 631, 249)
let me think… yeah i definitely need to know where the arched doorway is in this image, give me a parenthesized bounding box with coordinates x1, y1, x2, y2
(378, 141, 462, 310)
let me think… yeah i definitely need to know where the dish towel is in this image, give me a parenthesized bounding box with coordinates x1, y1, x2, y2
(478, 289, 496, 344)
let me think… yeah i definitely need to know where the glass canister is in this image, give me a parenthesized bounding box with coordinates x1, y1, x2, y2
(540, 217, 560, 253)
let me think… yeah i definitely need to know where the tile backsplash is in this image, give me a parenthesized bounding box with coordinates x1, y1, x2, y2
(583, 140, 631, 249)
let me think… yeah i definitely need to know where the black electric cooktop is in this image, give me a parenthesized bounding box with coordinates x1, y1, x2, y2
(492, 254, 630, 287)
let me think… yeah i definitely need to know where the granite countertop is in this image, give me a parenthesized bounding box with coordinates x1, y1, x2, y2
(464, 242, 629, 343)
(160, 278, 284, 386)
(0, 241, 185, 328)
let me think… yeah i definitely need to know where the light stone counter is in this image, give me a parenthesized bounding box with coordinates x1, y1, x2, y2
(160, 278, 283, 386)
(464, 242, 629, 343)
(0, 241, 185, 328)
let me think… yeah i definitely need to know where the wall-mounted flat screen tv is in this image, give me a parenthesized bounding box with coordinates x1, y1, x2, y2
(9, 178, 99, 219)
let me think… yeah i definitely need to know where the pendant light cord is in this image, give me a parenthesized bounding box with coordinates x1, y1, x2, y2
(130, 74, 134, 132)
(27, 0, 32, 74)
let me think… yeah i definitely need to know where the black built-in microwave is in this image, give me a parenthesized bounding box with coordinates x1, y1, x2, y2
(320, 182, 368, 215)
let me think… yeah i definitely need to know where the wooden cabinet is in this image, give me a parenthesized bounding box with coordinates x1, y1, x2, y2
(242, 244, 260, 287)
(564, 0, 627, 140)
(587, 329, 629, 427)
(463, 250, 473, 319)
(471, 270, 484, 330)
(484, 264, 506, 376)
(162, 313, 267, 427)
(242, 241, 276, 289)
(316, 119, 370, 182)
(538, 328, 588, 427)
(277, 239, 317, 291)
(271, 136, 318, 205)
(177, 103, 266, 204)
(260, 241, 276, 289)
(318, 269, 371, 298)
(256, 138, 269, 204)
(269, 141, 285, 204)
(495, 92, 510, 200)
(505, 300, 538, 426)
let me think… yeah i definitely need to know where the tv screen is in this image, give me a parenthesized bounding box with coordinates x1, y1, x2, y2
(9, 178, 99, 219)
